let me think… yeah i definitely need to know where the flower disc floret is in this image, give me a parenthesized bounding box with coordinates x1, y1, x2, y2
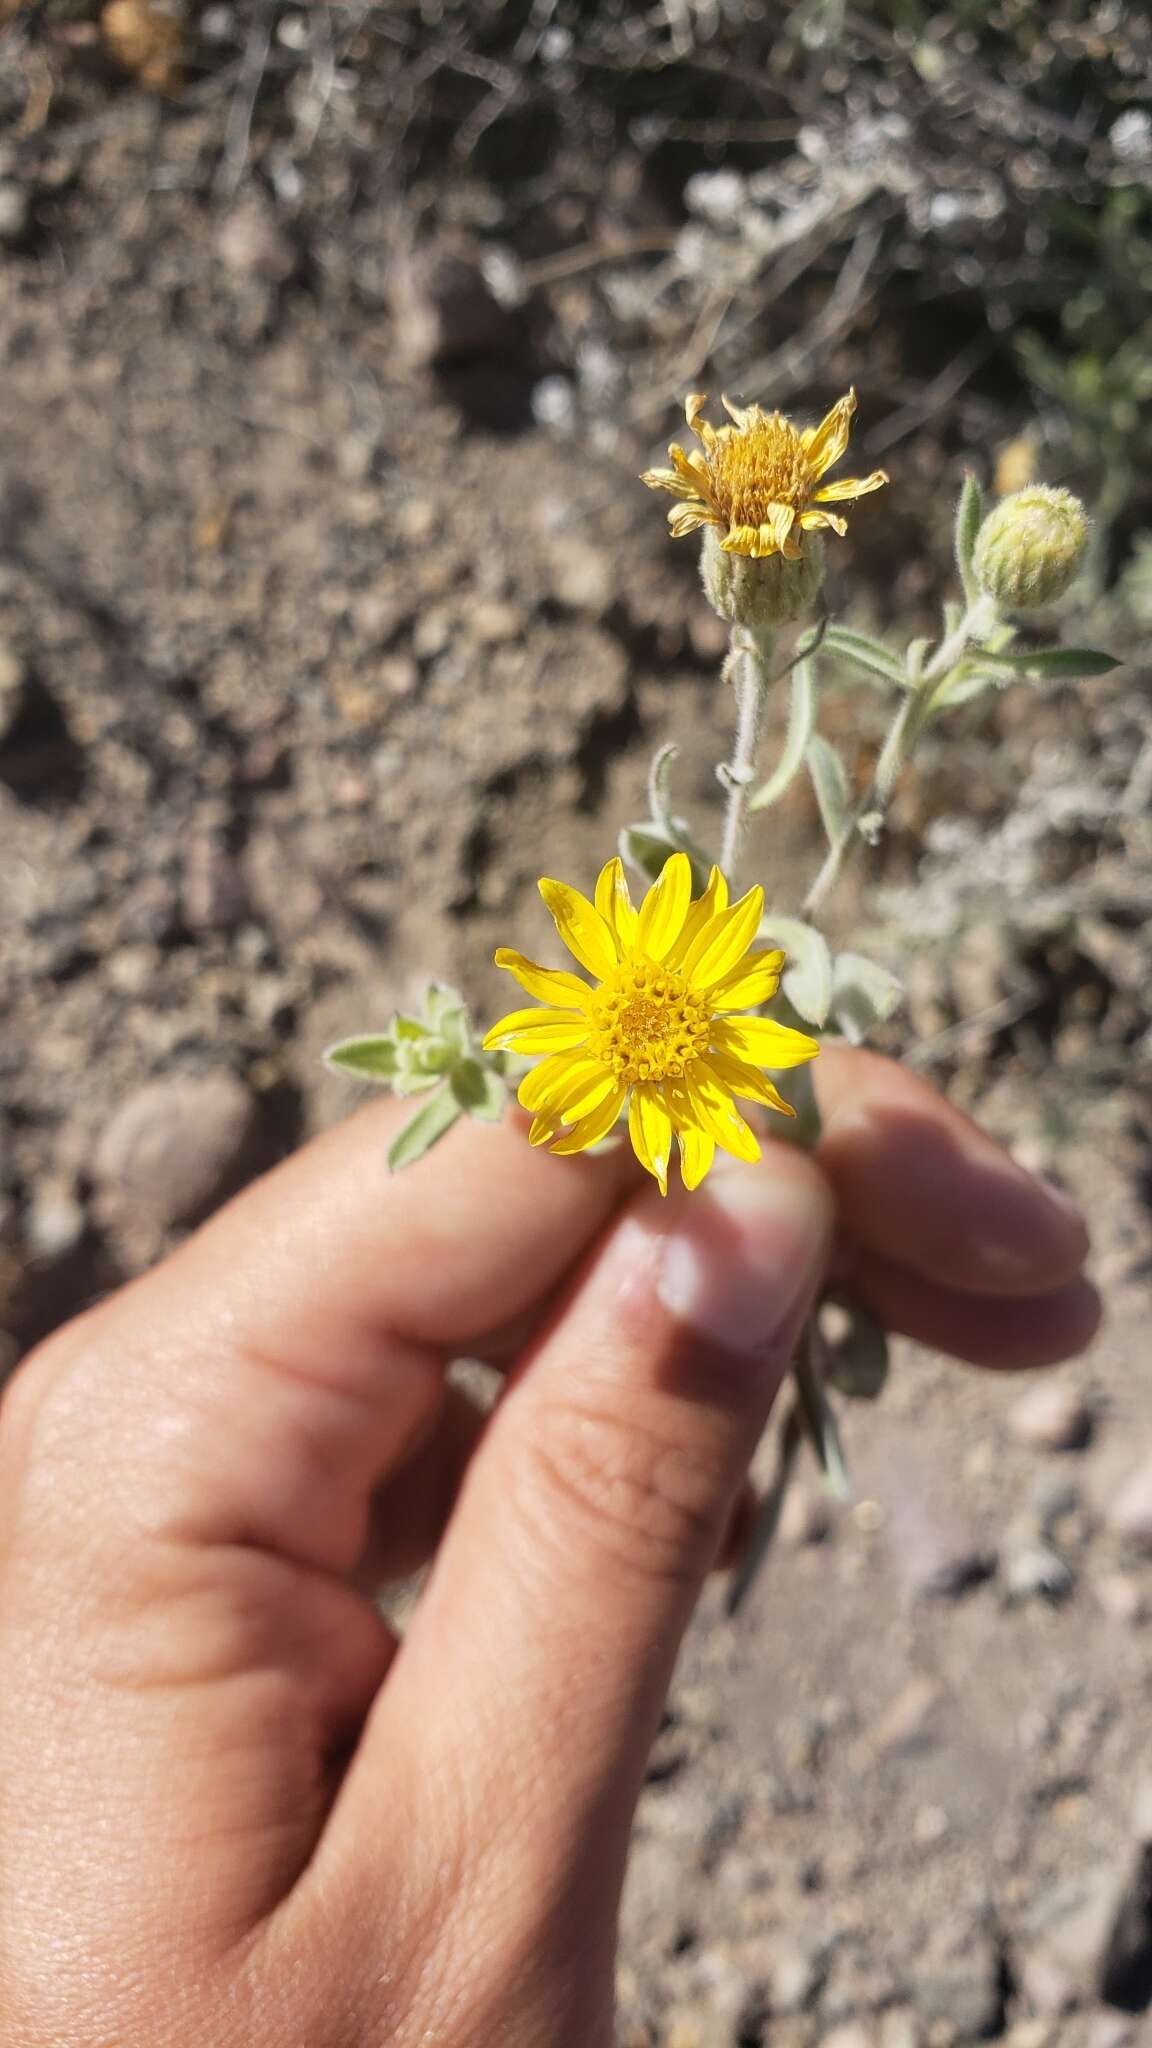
(483, 852, 820, 1194)
(586, 961, 712, 1083)
(640, 388, 888, 562)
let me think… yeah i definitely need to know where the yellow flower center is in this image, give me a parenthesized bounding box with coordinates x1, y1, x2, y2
(585, 960, 712, 1084)
(706, 411, 813, 526)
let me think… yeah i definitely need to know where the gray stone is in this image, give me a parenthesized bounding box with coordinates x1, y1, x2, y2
(93, 1073, 257, 1227)
(1106, 1456, 1152, 1555)
(905, 1526, 997, 1602)
(1019, 1849, 1152, 2017)
(1009, 1381, 1094, 1453)
(1003, 1543, 1075, 1605)
(0, 641, 27, 744)
(871, 1676, 944, 1758)
(766, 1937, 827, 2015)
(912, 1922, 1003, 2042)
(547, 540, 615, 616)
(215, 197, 296, 283)
(0, 182, 29, 244)
(25, 1182, 86, 1262)
(468, 599, 526, 646)
(181, 835, 249, 934)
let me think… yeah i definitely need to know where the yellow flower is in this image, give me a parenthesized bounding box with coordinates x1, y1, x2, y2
(482, 853, 819, 1194)
(641, 388, 888, 561)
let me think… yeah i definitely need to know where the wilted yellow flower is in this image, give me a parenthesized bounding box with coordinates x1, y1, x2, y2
(483, 853, 819, 1193)
(641, 389, 888, 561)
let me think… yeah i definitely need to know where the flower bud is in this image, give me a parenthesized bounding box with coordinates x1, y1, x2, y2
(972, 486, 1088, 610)
(701, 527, 825, 631)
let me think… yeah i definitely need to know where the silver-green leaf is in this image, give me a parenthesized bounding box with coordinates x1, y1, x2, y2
(387, 1086, 464, 1171)
(450, 1059, 509, 1122)
(758, 914, 833, 1026)
(619, 821, 712, 893)
(323, 1035, 400, 1082)
(829, 950, 904, 1044)
(805, 734, 851, 848)
(972, 645, 1119, 679)
(821, 624, 908, 688)
(954, 470, 985, 606)
(931, 666, 1007, 709)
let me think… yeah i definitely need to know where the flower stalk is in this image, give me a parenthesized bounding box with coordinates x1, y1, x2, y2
(719, 632, 773, 880)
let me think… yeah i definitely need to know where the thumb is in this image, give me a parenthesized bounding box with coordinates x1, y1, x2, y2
(330, 1149, 832, 1957)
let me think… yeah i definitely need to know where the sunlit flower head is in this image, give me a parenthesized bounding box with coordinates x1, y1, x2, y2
(641, 389, 888, 562)
(482, 853, 819, 1194)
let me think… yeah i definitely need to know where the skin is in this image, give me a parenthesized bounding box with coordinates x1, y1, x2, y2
(0, 1048, 1097, 2047)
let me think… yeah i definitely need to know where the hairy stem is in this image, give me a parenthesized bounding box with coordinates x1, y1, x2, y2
(719, 634, 773, 879)
(801, 595, 996, 919)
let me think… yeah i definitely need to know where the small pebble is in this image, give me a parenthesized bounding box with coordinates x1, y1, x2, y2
(1009, 1381, 1093, 1453)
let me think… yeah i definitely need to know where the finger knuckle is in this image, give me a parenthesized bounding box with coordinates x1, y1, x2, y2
(519, 1386, 730, 1586)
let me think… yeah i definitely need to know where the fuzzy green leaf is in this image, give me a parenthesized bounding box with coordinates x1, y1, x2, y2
(758, 914, 833, 1027)
(748, 656, 817, 813)
(387, 1086, 464, 1172)
(805, 735, 851, 848)
(932, 666, 1006, 709)
(972, 645, 1119, 679)
(323, 1035, 400, 1082)
(829, 950, 904, 1044)
(450, 1059, 509, 1122)
(821, 625, 908, 688)
(954, 470, 985, 605)
(619, 821, 711, 893)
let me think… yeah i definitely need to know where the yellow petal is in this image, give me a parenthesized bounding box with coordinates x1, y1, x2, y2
(768, 501, 796, 552)
(685, 392, 715, 444)
(628, 1082, 674, 1195)
(682, 1060, 762, 1164)
(483, 1007, 592, 1054)
(595, 856, 637, 953)
(640, 466, 699, 499)
(494, 948, 590, 1008)
(519, 1052, 612, 1117)
(710, 1016, 820, 1070)
(798, 507, 848, 537)
(670, 444, 712, 492)
(814, 469, 889, 503)
(635, 851, 693, 961)
(720, 523, 763, 557)
(554, 1061, 619, 1123)
(681, 885, 765, 989)
(669, 504, 717, 537)
(700, 1048, 794, 1117)
(665, 864, 729, 967)
(720, 394, 754, 428)
(529, 1110, 562, 1147)
(548, 1082, 627, 1155)
(677, 1122, 716, 1191)
(710, 947, 785, 1010)
(801, 389, 857, 478)
(538, 878, 619, 979)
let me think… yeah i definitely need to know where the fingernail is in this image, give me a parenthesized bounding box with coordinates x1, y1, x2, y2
(656, 1166, 832, 1365)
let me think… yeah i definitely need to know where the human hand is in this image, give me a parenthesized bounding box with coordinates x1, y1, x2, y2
(0, 1049, 1096, 2048)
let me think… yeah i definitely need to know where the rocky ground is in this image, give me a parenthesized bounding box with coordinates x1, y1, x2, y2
(2, 7, 1152, 2043)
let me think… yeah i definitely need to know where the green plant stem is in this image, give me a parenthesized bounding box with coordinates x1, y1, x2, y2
(800, 595, 995, 919)
(720, 634, 773, 879)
